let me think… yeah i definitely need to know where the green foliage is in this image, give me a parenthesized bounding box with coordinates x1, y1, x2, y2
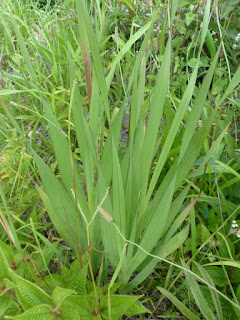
(0, 134, 39, 215)
(0, 0, 239, 319)
(0, 243, 148, 320)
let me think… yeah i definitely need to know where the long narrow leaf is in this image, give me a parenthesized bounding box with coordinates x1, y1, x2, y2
(196, 263, 223, 320)
(140, 38, 171, 214)
(33, 150, 87, 252)
(158, 287, 201, 320)
(182, 261, 216, 320)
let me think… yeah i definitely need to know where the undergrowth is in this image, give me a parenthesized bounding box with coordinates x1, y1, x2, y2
(0, 0, 240, 319)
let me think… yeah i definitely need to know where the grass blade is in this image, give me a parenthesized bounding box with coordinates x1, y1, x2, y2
(182, 261, 216, 320)
(195, 263, 223, 320)
(158, 287, 201, 320)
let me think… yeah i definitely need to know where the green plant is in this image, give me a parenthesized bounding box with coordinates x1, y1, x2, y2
(1, 0, 240, 318)
(2, 0, 240, 289)
(0, 241, 149, 320)
(0, 134, 40, 215)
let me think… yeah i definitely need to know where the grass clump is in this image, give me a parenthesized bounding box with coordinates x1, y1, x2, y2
(0, 0, 240, 319)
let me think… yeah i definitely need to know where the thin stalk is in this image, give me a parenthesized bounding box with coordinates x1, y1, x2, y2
(149, 204, 240, 318)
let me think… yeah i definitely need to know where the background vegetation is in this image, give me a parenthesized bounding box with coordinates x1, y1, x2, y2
(0, 0, 239, 319)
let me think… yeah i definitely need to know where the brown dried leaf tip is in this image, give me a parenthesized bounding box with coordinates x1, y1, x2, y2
(212, 0, 218, 13)
(200, 0, 207, 6)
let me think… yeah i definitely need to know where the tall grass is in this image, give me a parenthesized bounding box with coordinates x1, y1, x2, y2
(0, 0, 240, 318)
